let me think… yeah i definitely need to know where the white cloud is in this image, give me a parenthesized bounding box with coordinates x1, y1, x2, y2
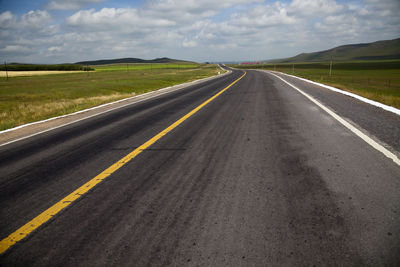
(0, 10, 59, 61)
(358, 8, 369, 16)
(20, 10, 51, 26)
(182, 40, 197, 47)
(66, 8, 176, 32)
(0, 10, 54, 32)
(46, 0, 105, 10)
(230, 2, 298, 27)
(1, 45, 31, 52)
(146, 0, 263, 15)
(0, 11, 15, 27)
(0, 45, 34, 57)
(289, 0, 344, 17)
(0, 0, 399, 63)
(48, 46, 62, 52)
(312, 0, 400, 45)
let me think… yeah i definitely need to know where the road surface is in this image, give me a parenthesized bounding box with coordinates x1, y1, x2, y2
(0, 67, 399, 266)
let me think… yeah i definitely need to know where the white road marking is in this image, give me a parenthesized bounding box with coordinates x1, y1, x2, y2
(274, 71, 400, 116)
(268, 71, 400, 167)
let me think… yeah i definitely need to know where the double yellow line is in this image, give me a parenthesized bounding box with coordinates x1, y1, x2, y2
(0, 71, 246, 254)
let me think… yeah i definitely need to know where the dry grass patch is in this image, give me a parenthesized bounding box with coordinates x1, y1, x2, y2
(0, 71, 85, 77)
(2, 93, 133, 130)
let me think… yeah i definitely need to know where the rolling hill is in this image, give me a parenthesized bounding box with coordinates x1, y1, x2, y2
(270, 38, 400, 63)
(75, 57, 195, 65)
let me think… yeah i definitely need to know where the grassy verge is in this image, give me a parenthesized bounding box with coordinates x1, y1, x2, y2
(233, 60, 400, 109)
(0, 64, 222, 130)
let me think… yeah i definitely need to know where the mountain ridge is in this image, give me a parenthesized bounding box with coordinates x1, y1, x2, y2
(75, 57, 195, 65)
(268, 38, 400, 63)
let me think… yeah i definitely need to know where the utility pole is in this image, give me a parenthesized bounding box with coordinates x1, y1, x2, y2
(4, 61, 8, 80)
(329, 57, 333, 77)
(292, 64, 294, 74)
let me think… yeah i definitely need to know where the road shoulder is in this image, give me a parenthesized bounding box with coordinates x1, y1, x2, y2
(259, 70, 400, 156)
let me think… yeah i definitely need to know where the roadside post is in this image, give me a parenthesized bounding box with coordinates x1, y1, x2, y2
(4, 61, 8, 81)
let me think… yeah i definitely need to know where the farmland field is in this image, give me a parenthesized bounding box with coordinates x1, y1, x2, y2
(0, 64, 222, 130)
(0, 71, 85, 77)
(233, 60, 400, 108)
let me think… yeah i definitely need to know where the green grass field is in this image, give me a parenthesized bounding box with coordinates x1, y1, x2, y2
(0, 64, 222, 130)
(234, 60, 400, 108)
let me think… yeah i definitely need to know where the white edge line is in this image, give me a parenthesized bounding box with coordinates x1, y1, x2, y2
(0, 70, 231, 147)
(268, 71, 400, 167)
(270, 71, 400, 116)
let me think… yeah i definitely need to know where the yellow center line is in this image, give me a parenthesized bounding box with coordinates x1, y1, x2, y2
(0, 71, 246, 255)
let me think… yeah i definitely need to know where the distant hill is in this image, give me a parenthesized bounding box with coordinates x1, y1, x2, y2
(270, 38, 400, 63)
(75, 57, 195, 65)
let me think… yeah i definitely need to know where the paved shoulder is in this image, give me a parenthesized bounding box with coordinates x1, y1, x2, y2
(262, 70, 400, 154)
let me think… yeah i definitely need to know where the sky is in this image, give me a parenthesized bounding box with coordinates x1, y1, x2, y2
(0, 0, 399, 63)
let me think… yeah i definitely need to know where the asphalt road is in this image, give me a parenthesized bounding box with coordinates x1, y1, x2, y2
(0, 67, 399, 266)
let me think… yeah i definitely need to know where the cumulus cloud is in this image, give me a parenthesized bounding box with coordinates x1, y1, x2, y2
(182, 40, 197, 47)
(46, 0, 105, 10)
(289, 0, 344, 17)
(146, 0, 263, 16)
(0, 9, 60, 61)
(230, 2, 298, 28)
(0, 0, 399, 63)
(0, 10, 55, 33)
(0, 11, 15, 27)
(0, 45, 34, 57)
(66, 8, 176, 32)
(312, 0, 400, 45)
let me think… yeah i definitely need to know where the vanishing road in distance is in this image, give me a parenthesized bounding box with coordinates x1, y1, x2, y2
(1, 66, 399, 265)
